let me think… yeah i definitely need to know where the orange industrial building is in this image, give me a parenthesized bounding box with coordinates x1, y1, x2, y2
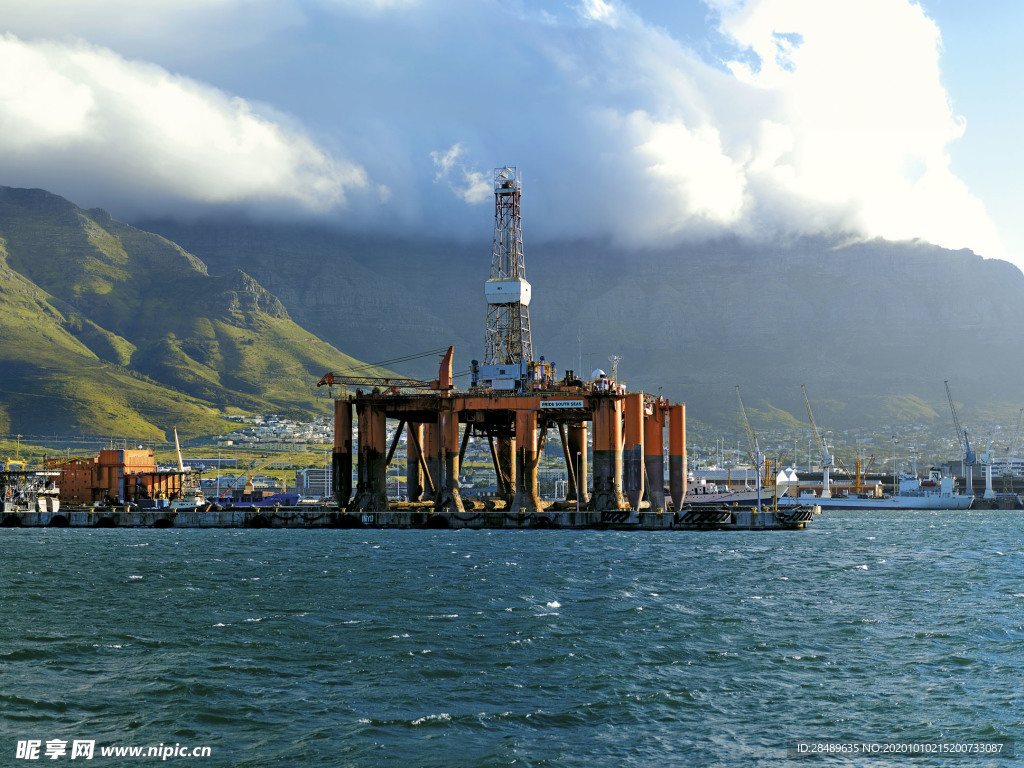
(48, 449, 184, 505)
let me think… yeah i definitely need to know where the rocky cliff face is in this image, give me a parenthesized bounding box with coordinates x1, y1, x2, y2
(0, 187, 379, 436)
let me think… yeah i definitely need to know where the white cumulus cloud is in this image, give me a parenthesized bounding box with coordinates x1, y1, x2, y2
(0, 33, 368, 216)
(0, 0, 1011, 267)
(514, 0, 1006, 261)
(707, 0, 1005, 258)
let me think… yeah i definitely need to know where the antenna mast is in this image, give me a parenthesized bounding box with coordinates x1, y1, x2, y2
(484, 166, 533, 365)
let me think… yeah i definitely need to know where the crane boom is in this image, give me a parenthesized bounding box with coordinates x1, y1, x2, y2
(735, 386, 760, 462)
(944, 380, 975, 464)
(736, 386, 767, 485)
(317, 346, 455, 394)
(1008, 408, 1024, 457)
(802, 384, 833, 498)
(735, 385, 766, 508)
(317, 373, 432, 390)
(801, 384, 832, 468)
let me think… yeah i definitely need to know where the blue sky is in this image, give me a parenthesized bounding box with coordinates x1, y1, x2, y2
(0, 0, 1021, 271)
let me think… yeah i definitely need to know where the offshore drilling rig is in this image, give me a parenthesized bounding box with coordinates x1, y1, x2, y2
(316, 168, 813, 529)
(318, 165, 685, 517)
(317, 167, 815, 528)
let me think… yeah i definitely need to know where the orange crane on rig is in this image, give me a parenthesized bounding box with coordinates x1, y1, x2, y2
(317, 347, 455, 395)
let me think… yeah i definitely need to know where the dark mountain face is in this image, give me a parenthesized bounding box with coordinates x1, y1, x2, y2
(21, 180, 1020, 442)
(136, 215, 1024, 431)
(0, 187, 378, 438)
(3, 178, 1019, 440)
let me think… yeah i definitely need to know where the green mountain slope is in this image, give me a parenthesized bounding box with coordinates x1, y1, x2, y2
(0, 187, 379, 439)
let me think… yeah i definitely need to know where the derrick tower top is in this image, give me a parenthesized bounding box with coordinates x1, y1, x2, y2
(484, 166, 533, 365)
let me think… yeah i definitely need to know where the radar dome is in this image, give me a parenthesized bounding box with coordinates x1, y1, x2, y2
(591, 369, 606, 380)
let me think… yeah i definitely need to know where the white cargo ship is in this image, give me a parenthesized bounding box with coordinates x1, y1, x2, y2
(778, 468, 972, 510)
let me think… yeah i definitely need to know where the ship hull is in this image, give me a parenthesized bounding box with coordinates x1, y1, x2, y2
(778, 494, 972, 510)
(683, 486, 783, 507)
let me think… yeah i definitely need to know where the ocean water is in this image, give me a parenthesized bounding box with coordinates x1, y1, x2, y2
(1, 510, 1022, 767)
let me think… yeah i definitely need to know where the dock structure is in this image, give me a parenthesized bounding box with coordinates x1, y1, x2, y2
(1, 504, 816, 530)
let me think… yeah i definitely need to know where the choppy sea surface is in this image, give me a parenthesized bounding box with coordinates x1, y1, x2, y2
(2, 510, 1022, 767)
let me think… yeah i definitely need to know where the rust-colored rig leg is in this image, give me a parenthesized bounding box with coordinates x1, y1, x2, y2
(669, 403, 687, 512)
(644, 402, 666, 512)
(407, 422, 424, 501)
(423, 420, 441, 503)
(566, 423, 589, 504)
(591, 396, 626, 511)
(353, 402, 389, 512)
(433, 406, 465, 513)
(511, 409, 543, 513)
(496, 436, 516, 506)
(333, 399, 353, 509)
(624, 393, 645, 509)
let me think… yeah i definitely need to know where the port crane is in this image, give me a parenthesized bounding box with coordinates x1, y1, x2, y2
(945, 380, 980, 499)
(735, 386, 761, 468)
(852, 452, 877, 495)
(944, 380, 975, 465)
(801, 384, 833, 498)
(1002, 408, 1024, 492)
(735, 386, 765, 510)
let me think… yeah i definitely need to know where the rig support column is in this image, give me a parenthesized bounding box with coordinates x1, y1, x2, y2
(591, 396, 626, 511)
(566, 423, 589, 504)
(353, 401, 389, 511)
(623, 393, 645, 509)
(333, 399, 353, 509)
(669, 403, 687, 512)
(407, 422, 424, 501)
(511, 409, 543, 513)
(423, 420, 441, 503)
(433, 403, 465, 512)
(644, 402, 666, 512)
(496, 436, 516, 505)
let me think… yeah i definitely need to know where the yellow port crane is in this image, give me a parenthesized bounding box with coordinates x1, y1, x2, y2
(735, 386, 766, 485)
(802, 384, 834, 498)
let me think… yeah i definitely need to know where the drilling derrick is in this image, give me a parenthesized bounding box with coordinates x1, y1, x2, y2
(484, 166, 533, 366)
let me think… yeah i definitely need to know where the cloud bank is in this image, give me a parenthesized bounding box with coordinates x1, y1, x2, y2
(0, 0, 1009, 266)
(0, 33, 371, 217)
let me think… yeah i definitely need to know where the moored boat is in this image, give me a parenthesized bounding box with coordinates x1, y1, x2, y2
(683, 478, 787, 508)
(778, 468, 972, 510)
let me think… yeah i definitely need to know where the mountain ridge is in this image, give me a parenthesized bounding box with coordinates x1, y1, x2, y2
(0, 186, 382, 439)
(2, 181, 1019, 442)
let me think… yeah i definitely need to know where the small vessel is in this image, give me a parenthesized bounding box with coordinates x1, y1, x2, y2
(683, 475, 787, 507)
(778, 468, 973, 510)
(168, 483, 208, 512)
(168, 428, 208, 512)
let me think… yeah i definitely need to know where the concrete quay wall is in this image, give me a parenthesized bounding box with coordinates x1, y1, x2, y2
(1, 505, 815, 531)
